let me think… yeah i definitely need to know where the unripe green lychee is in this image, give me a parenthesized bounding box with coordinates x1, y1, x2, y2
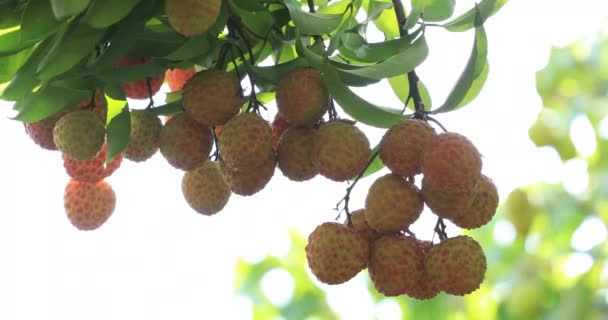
(63, 144, 122, 183)
(218, 113, 273, 170)
(403, 240, 441, 300)
(312, 121, 371, 182)
(380, 119, 436, 177)
(182, 69, 243, 126)
(343, 209, 377, 243)
(421, 132, 482, 191)
(277, 127, 318, 181)
(166, 0, 222, 37)
(123, 110, 163, 162)
(113, 57, 164, 100)
(276, 67, 329, 126)
(159, 112, 214, 171)
(425, 235, 487, 296)
(365, 174, 423, 234)
(220, 149, 276, 196)
(182, 161, 231, 215)
(53, 110, 106, 161)
(64, 179, 116, 231)
(421, 176, 476, 220)
(305, 222, 370, 285)
(450, 175, 499, 229)
(369, 235, 424, 296)
(166, 67, 196, 91)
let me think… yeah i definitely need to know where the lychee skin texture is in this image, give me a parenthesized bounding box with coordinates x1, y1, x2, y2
(63, 144, 122, 183)
(421, 132, 482, 191)
(123, 110, 163, 162)
(182, 161, 231, 215)
(312, 122, 371, 182)
(218, 113, 273, 170)
(159, 113, 214, 171)
(276, 67, 329, 126)
(220, 149, 276, 196)
(53, 110, 106, 161)
(113, 57, 164, 100)
(64, 179, 116, 231)
(277, 127, 318, 181)
(24, 112, 65, 151)
(404, 241, 441, 300)
(182, 69, 243, 126)
(166, 0, 221, 37)
(369, 235, 424, 296)
(365, 174, 423, 234)
(272, 113, 291, 150)
(451, 175, 499, 229)
(343, 209, 377, 243)
(426, 235, 487, 296)
(165, 67, 196, 91)
(421, 176, 476, 220)
(305, 222, 370, 285)
(380, 119, 436, 177)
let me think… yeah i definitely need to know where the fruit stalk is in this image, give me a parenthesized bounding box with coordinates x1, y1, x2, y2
(335, 151, 379, 227)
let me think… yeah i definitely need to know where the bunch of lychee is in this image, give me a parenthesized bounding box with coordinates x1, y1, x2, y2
(305, 119, 499, 298)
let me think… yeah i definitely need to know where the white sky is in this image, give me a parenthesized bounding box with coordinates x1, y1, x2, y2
(0, 1, 607, 319)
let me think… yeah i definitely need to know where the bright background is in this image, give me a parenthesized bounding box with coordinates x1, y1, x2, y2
(1, 1, 607, 319)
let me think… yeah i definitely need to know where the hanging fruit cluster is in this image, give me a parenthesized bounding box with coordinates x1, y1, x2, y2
(0, 0, 506, 299)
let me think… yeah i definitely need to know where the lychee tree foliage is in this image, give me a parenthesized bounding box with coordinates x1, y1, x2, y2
(0, 0, 507, 299)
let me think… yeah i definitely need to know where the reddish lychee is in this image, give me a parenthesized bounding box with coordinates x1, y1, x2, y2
(272, 113, 291, 150)
(182, 160, 231, 215)
(165, 67, 196, 91)
(421, 176, 476, 220)
(113, 57, 164, 100)
(63, 144, 122, 183)
(24, 112, 66, 151)
(343, 209, 377, 243)
(64, 179, 116, 231)
(123, 110, 163, 162)
(159, 112, 214, 171)
(403, 241, 441, 300)
(277, 127, 318, 181)
(220, 149, 276, 196)
(380, 119, 436, 177)
(450, 175, 499, 229)
(276, 67, 329, 126)
(218, 113, 272, 170)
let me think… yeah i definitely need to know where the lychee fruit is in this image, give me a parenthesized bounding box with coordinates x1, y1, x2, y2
(305, 222, 370, 285)
(277, 127, 318, 181)
(272, 112, 291, 150)
(53, 110, 106, 161)
(166, 0, 222, 37)
(425, 235, 487, 296)
(450, 175, 499, 229)
(182, 161, 231, 215)
(368, 235, 424, 296)
(421, 176, 476, 220)
(159, 112, 214, 171)
(343, 209, 377, 243)
(312, 121, 371, 182)
(365, 174, 423, 234)
(276, 67, 329, 126)
(165, 67, 196, 91)
(182, 69, 243, 126)
(380, 119, 436, 177)
(63, 144, 122, 183)
(123, 110, 163, 162)
(218, 113, 272, 170)
(220, 149, 276, 196)
(64, 179, 116, 231)
(403, 241, 441, 300)
(421, 132, 482, 191)
(24, 112, 66, 151)
(113, 57, 164, 100)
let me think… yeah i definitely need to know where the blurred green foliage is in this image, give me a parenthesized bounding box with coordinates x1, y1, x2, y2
(234, 24, 608, 320)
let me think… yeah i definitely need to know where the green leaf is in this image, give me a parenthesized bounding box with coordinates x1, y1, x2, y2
(360, 149, 384, 178)
(95, 60, 166, 83)
(284, 0, 343, 35)
(388, 74, 432, 109)
(366, 0, 399, 38)
(339, 27, 423, 63)
(149, 99, 184, 116)
(0, 47, 32, 83)
(1, 37, 54, 100)
(20, 0, 63, 45)
(106, 100, 130, 162)
(14, 85, 90, 122)
(366, 1, 393, 22)
(0, 28, 25, 56)
(51, 0, 91, 20)
(433, 13, 488, 113)
(412, 0, 455, 22)
(245, 57, 309, 87)
(330, 61, 381, 86)
(83, 0, 141, 28)
(228, 0, 274, 37)
(443, 0, 508, 32)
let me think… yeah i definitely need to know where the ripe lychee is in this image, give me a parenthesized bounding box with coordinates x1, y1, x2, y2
(123, 110, 163, 162)
(220, 149, 276, 196)
(64, 179, 116, 231)
(380, 119, 436, 177)
(182, 161, 231, 215)
(166, 0, 221, 37)
(277, 127, 318, 181)
(159, 112, 214, 171)
(425, 235, 487, 296)
(53, 110, 106, 161)
(421, 132, 482, 191)
(368, 235, 424, 296)
(312, 121, 371, 182)
(24, 112, 66, 151)
(403, 241, 441, 300)
(272, 113, 291, 150)
(63, 144, 122, 183)
(305, 222, 370, 285)
(365, 174, 423, 234)
(218, 113, 272, 170)
(182, 69, 243, 126)
(113, 57, 164, 100)
(421, 176, 476, 220)
(165, 67, 196, 91)
(276, 67, 329, 126)
(450, 175, 499, 229)
(343, 209, 377, 243)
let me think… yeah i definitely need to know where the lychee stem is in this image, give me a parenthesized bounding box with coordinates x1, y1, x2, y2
(145, 76, 155, 109)
(433, 217, 448, 241)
